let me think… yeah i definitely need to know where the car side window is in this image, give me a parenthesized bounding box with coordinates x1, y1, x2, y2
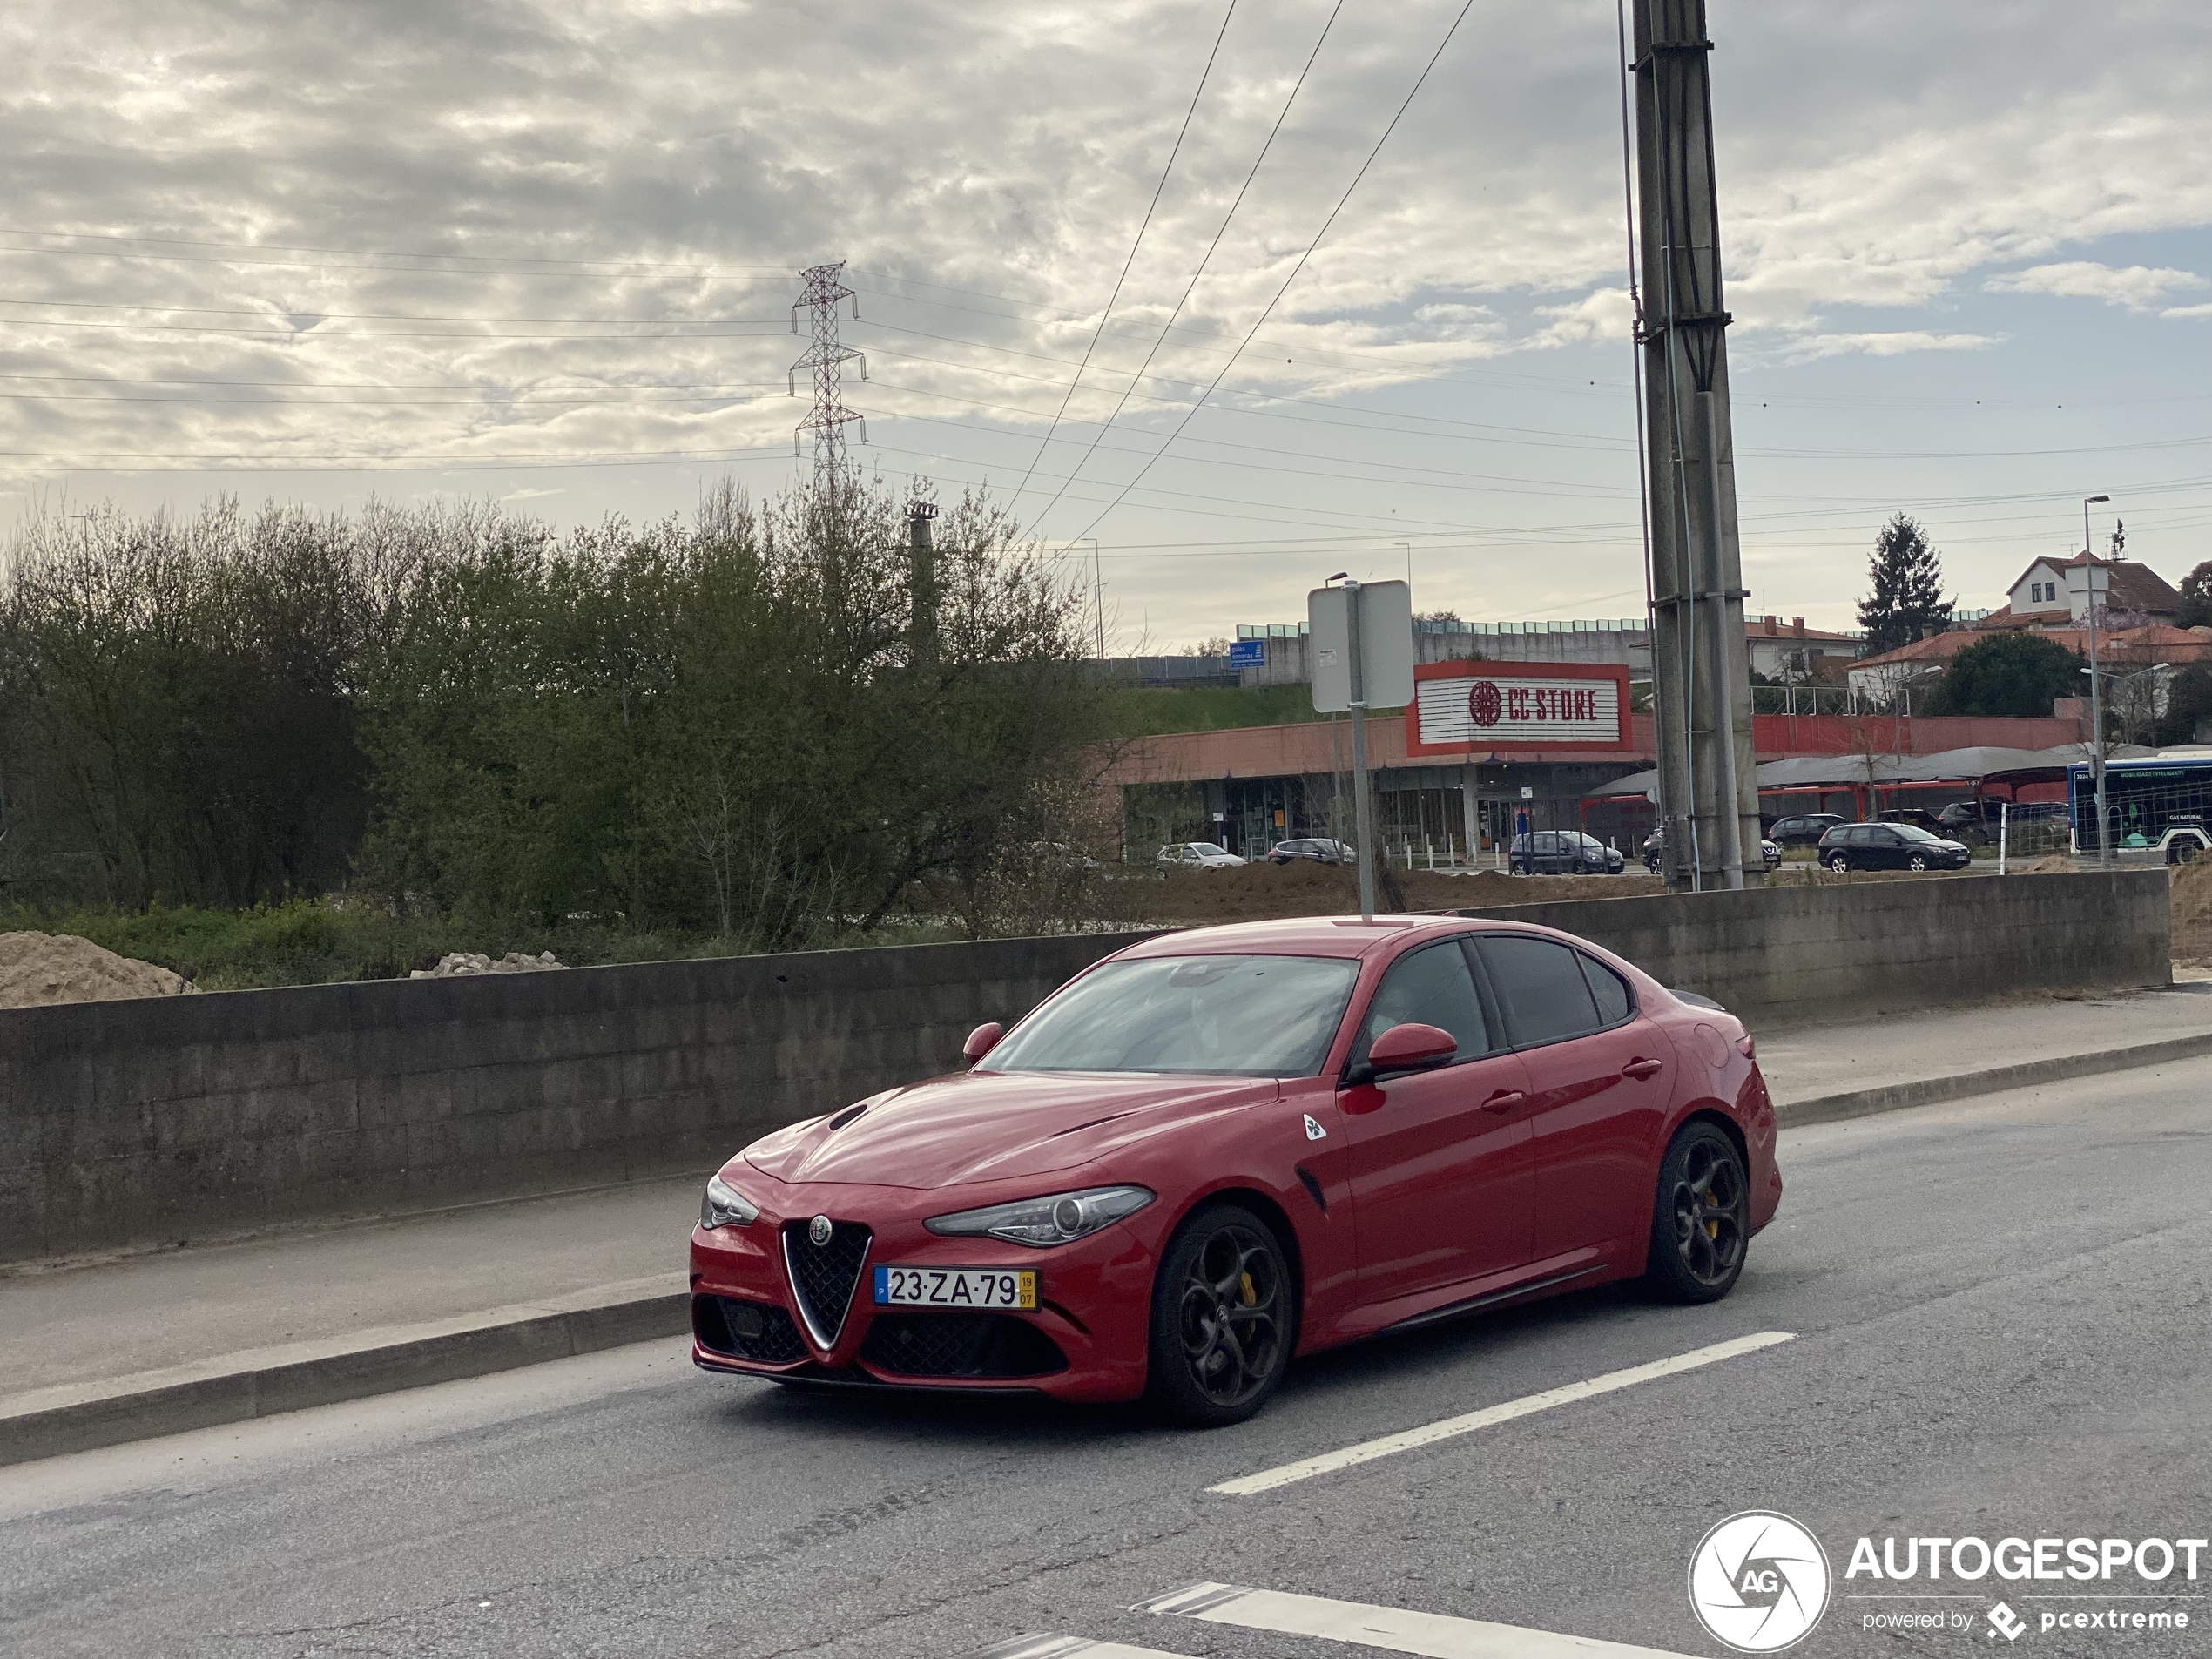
(1476, 935, 1603, 1047)
(1846, 826, 1875, 847)
(1351, 941, 1492, 1067)
(1580, 954, 1632, 1024)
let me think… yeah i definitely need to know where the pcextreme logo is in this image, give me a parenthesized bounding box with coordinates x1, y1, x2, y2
(1688, 1511, 1832, 1652)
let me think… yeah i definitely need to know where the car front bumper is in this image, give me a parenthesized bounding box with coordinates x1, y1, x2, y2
(689, 1178, 1157, 1403)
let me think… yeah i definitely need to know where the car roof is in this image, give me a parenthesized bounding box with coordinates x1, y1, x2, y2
(1114, 912, 1547, 962)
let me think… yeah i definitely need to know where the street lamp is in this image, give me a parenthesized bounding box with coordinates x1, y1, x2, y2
(2077, 495, 2112, 859)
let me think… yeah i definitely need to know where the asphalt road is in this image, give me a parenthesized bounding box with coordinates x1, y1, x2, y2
(5, 1058, 2212, 1659)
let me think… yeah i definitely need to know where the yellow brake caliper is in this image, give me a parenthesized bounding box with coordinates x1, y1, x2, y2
(1238, 1270, 1258, 1306)
(1702, 1189, 1720, 1239)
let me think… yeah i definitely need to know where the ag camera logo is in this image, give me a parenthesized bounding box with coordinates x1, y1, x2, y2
(1689, 1511, 1831, 1652)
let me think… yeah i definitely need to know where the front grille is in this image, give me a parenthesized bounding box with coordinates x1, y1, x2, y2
(693, 1295, 807, 1364)
(782, 1221, 873, 1347)
(860, 1314, 1069, 1379)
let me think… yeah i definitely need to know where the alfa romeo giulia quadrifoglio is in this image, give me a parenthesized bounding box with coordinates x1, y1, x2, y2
(689, 914, 1783, 1425)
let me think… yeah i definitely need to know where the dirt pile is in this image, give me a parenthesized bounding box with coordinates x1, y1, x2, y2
(408, 950, 566, 978)
(2172, 861, 2212, 966)
(0, 932, 199, 1008)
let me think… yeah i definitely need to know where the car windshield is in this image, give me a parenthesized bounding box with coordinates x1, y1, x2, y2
(979, 954, 1359, 1077)
(1190, 843, 1228, 856)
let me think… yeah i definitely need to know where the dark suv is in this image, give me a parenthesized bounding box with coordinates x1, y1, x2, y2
(1878, 808, 1947, 836)
(1768, 813, 1845, 846)
(1510, 831, 1625, 875)
(1817, 820, 1973, 873)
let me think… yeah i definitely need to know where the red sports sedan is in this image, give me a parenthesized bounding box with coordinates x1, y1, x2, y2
(690, 914, 1782, 1425)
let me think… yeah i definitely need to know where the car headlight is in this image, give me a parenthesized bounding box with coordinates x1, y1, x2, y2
(700, 1173, 760, 1229)
(925, 1184, 1155, 1248)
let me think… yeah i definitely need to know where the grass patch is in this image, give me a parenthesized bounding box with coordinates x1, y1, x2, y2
(0, 900, 973, 990)
(1105, 683, 1333, 737)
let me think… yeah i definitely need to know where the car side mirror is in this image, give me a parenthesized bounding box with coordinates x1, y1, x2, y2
(1364, 1022, 1457, 1079)
(962, 1022, 1004, 1064)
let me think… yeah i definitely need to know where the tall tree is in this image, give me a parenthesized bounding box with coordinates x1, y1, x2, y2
(1922, 631, 2085, 718)
(2179, 559, 2212, 629)
(1856, 513, 1953, 656)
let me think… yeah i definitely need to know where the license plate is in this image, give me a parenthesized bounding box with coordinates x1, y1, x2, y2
(873, 1266, 1036, 1310)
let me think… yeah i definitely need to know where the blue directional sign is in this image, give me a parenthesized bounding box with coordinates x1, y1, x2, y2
(1227, 638, 1265, 668)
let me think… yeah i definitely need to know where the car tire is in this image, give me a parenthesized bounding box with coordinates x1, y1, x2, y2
(1146, 1202, 1294, 1427)
(1909, 854, 1928, 871)
(1826, 853, 1849, 873)
(1644, 1121, 1750, 1305)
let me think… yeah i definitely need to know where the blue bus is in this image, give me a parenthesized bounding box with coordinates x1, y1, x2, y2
(2068, 754, 2212, 860)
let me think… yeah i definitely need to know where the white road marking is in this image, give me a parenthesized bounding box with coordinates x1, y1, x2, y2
(1209, 1330, 1797, 1495)
(964, 1640, 1197, 1659)
(1137, 1582, 1698, 1659)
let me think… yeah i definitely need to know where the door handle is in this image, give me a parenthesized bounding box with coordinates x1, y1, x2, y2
(1622, 1058, 1664, 1081)
(1480, 1089, 1526, 1113)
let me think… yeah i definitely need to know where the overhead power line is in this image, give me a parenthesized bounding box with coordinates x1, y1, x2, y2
(1029, 0, 1347, 533)
(1062, 0, 1482, 547)
(1009, 0, 1238, 509)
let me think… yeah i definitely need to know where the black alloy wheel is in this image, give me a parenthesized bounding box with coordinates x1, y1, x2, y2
(1147, 1203, 1292, 1426)
(1645, 1122, 1749, 1303)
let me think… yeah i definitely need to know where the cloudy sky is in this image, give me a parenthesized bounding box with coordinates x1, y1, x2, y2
(3, 0, 2209, 647)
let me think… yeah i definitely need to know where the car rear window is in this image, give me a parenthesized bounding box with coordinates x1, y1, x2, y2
(980, 954, 1360, 1077)
(1581, 955, 1632, 1024)
(1476, 935, 1602, 1047)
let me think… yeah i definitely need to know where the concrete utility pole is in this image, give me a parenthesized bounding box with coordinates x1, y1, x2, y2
(1630, 0, 1759, 891)
(907, 501, 938, 664)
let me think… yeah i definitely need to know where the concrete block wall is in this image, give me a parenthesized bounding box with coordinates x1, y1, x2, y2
(0, 933, 1150, 1264)
(0, 872, 2170, 1264)
(1456, 869, 2171, 1027)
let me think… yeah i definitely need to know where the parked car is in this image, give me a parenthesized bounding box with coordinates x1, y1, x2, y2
(1511, 830, 1625, 875)
(690, 915, 1781, 1424)
(1878, 808, 1946, 837)
(1641, 826, 1783, 873)
(1157, 842, 1246, 869)
(1768, 813, 1845, 847)
(1816, 820, 1973, 873)
(1935, 801, 1997, 843)
(1268, 838, 1356, 867)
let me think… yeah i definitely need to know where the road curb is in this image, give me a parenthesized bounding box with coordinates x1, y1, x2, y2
(0, 1288, 689, 1469)
(1775, 1030, 2212, 1129)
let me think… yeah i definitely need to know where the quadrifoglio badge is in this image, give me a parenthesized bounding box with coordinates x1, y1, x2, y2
(1689, 1515, 2209, 1649)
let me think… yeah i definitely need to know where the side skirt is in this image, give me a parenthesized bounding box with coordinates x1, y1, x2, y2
(1377, 1264, 1608, 1338)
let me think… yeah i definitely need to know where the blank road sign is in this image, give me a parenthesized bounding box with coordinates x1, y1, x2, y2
(1307, 580, 1413, 712)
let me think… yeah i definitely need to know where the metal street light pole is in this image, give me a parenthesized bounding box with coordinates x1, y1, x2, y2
(2083, 494, 2110, 861)
(1344, 579, 1376, 921)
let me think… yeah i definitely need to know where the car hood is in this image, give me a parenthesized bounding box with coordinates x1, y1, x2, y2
(743, 1069, 1278, 1190)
